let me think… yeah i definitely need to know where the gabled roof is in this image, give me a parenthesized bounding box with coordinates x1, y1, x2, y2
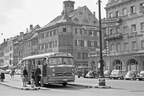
(43, 6, 98, 29)
(44, 14, 73, 28)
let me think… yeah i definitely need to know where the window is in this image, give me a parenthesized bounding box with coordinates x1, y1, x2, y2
(141, 40, 144, 49)
(115, 11, 120, 17)
(75, 28, 78, 34)
(116, 27, 120, 33)
(84, 40, 87, 47)
(132, 41, 137, 50)
(130, 6, 136, 14)
(109, 28, 113, 34)
(89, 30, 93, 36)
(122, 8, 127, 16)
(63, 28, 66, 32)
(140, 22, 144, 31)
(75, 40, 78, 46)
(80, 29, 83, 35)
(49, 31, 52, 36)
(110, 44, 114, 52)
(124, 43, 128, 51)
(131, 24, 136, 32)
(140, 2, 144, 13)
(116, 43, 121, 52)
(82, 53, 88, 59)
(123, 26, 128, 33)
(77, 52, 81, 59)
(109, 12, 113, 18)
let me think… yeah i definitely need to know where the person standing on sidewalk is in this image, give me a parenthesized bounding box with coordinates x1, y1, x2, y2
(34, 65, 41, 87)
(31, 71, 35, 88)
(22, 67, 28, 87)
(0, 72, 5, 82)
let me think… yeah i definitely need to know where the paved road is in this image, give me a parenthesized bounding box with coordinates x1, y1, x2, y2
(0, 77, 144, 96)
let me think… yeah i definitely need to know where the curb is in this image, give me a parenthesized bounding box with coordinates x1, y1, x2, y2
(68, 83, 111, 89)
(0, 82, 48, 90)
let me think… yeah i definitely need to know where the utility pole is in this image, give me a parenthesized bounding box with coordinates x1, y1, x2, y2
(98, 0, 106, 86)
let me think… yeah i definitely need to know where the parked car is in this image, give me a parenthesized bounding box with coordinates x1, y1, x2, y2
(136, 71, 144, 81)
(110, 70, 126, 80)
(85, 70, 98, 78)
(124, 71, 137, 80)
(104, 70, 111, 78)
(15, 69, 21, 75)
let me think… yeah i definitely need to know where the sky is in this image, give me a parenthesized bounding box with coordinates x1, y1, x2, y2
(0, 0, 108, 43)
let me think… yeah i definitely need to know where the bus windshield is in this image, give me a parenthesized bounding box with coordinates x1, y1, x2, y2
(49, 57, 73, 65)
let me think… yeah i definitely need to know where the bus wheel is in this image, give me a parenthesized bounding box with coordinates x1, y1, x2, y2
(62, 82, 67, 86)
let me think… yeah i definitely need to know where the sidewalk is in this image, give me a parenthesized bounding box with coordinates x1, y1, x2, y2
(0, 74, 48, 90)
(0, 74, 111, 90)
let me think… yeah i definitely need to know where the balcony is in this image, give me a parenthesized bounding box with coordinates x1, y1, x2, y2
(104, 33, 123, 41)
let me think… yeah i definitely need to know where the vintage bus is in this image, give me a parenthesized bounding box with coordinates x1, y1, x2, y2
(19, 52, 75, 86)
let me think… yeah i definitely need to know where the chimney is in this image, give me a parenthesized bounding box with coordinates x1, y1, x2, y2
(93, 12, 96, 17)
(26, 28, 29, 32)
(20, 32, 24, 37)
(62, 0, 75, 15)
(30, 24, 33, 31)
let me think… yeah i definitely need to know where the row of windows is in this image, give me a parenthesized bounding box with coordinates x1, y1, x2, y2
(77, 52, 88, 59)
(39, 40, 58, 50)
(75, 28, 99, 37)
(107, 22, 144, 35)
(39, 29, 58, 39)
(110, 40, 144, 52)
(108, 2, 144, 18)
(75, 40, 98, 47)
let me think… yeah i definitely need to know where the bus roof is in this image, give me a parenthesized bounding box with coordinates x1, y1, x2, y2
(22, 52, 73, 60)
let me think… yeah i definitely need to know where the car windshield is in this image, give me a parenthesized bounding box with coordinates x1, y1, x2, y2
(111, 70, 119, 74)
(49, 57, 73, 65)
(140, 71, 144, 75)
(127, 71, 135, 75)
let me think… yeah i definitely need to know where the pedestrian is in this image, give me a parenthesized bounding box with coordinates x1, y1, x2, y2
(34, 65, 41, 87)
(22, 67, 28, 87)
(10, 69, 15, 79)
(31, 71, 35, 88)
(0, 72, 5, 82)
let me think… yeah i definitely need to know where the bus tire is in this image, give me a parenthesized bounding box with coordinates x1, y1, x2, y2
(62, 82, 67, 86)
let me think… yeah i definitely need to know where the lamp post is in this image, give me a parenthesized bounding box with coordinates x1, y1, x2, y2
(97, 0, 106, 86)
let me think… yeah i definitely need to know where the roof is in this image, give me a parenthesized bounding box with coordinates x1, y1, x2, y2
(22, 52, 73, 60)
(44, 14, 73, 28)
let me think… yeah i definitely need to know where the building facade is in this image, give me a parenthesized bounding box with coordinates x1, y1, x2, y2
(36, 0, 99, 73)
(90, 0, 144, 72)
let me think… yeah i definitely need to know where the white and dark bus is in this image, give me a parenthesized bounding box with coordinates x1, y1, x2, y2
(19, 52, 75, 86)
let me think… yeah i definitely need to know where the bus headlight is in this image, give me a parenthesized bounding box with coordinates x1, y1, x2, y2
(52, 68, 55, 72)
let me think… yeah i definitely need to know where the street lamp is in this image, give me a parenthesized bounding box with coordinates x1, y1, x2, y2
(97, 0, 106, 86)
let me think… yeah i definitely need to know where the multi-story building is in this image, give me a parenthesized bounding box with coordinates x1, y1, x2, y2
(13, 25, 40, 65)
(36, 0, 99, 72)
(90, 0, 144, 72)
(0, 41, 7, 66)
